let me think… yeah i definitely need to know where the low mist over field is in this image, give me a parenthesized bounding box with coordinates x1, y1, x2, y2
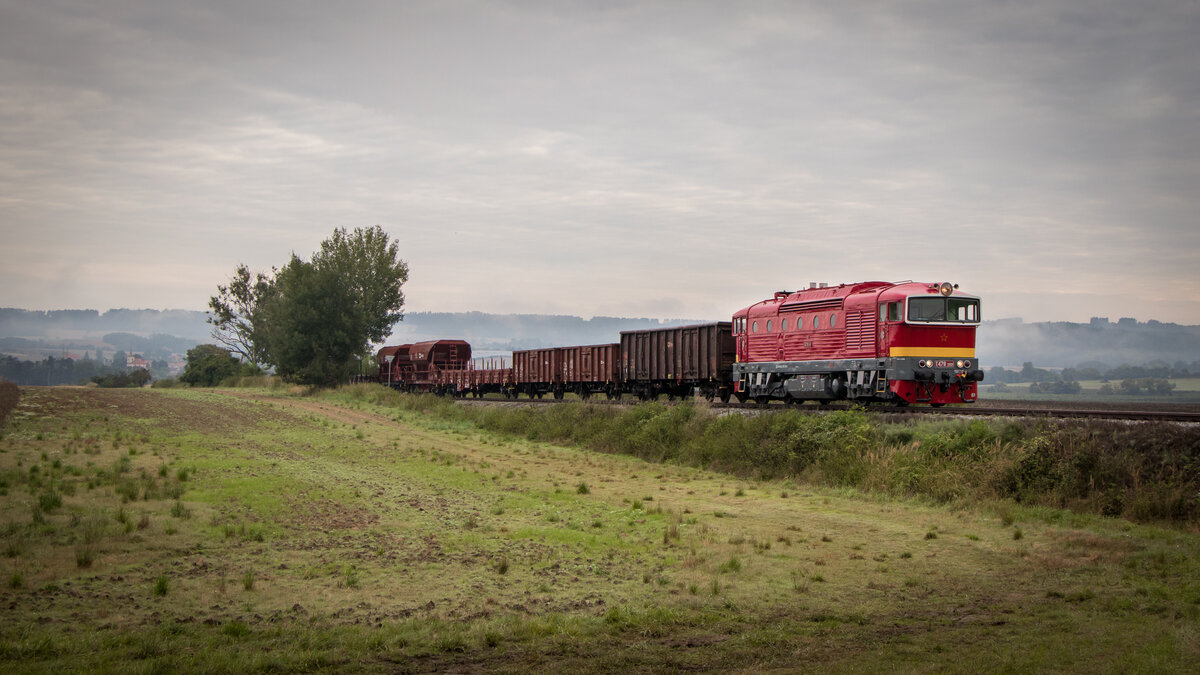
(1, 307, 1198, 372)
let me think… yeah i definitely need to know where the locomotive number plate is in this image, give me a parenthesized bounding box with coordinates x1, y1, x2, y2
(933, 360, 955, 368)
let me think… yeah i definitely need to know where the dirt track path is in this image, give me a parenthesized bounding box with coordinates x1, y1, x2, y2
(223, 391, 391, 428)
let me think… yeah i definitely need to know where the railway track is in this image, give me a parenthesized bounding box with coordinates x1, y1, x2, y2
(453, 396, 1200, 423)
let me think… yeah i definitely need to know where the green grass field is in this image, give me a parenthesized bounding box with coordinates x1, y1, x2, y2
(1, 387, 1197, 672)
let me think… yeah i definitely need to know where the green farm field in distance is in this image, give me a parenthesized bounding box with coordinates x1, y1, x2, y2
(1, 387, 1198, 672)
(980, 377, 1200, 405)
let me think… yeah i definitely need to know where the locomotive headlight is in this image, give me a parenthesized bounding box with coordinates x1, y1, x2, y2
(939, 282, 954, 296)
(956, 360, 965, 369)
(918, 360, 927, 368)
(963, 360, 971, 368)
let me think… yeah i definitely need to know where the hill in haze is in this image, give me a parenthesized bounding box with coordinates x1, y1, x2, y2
(1, 308, 1197, 373)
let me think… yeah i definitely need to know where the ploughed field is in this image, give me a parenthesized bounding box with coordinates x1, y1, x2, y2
(1, 387, 1198, 673)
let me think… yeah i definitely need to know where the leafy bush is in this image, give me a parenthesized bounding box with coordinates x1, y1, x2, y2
(91, 369, 151, 388)
(180, 345, 258, 387)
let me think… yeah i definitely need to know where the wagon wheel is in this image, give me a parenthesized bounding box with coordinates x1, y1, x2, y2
(719, 390, 731, 403)
(755, 396, 770, 407)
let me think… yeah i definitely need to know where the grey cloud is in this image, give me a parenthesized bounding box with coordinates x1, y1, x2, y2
(0, 0, 1197, 323)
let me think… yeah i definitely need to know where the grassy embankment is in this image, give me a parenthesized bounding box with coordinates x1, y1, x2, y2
(361, 387, 1200, 524)
(0, 385, 1197, 672)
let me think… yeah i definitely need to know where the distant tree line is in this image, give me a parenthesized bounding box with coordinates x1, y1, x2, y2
(0, 355, 169, 386)
(987, 360, 1200, 384)
(1097, 379, 1177, 396)
(91, 369, 152, 388)
(986, 360, 1185, 397)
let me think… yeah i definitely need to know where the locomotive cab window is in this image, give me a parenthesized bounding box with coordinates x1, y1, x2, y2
(907, 297, 980, 323)
(949, 298, 979, 322)
(881, 302, 901, 322)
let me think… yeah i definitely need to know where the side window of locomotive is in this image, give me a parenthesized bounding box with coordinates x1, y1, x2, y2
(813, 316, 820, 330)
(752, 321, 758, 334)
(766, 320, 772, 332)
(886, 302, 901, 322)
(829, 314, 836, 328)
(781, 318, 787, 332)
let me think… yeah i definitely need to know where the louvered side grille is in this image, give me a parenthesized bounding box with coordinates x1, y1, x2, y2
(779, 298, 845, 312)
(845, 311, 876, 353)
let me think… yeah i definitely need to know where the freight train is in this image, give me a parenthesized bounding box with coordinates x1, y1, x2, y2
(371, 281, 983, 406)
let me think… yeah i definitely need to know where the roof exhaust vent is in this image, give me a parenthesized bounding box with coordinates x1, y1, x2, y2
(809, 282, 818, 289)
(819, 283, 829, 288)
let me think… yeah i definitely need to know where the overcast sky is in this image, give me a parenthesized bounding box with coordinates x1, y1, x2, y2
(2, 0, 1197, 324)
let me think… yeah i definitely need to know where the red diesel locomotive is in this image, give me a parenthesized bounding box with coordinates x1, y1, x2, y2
(372, 280, 983, 406)
(732, 281, 983, 405)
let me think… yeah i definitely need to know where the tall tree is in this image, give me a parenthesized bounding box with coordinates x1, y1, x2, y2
(208, 226, 408, 386)
(207, 264, 274, 367)
(311, 226, 408, 344)
(257, 257, 367, 385)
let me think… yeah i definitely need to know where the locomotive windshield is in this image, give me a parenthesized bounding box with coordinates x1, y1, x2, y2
(907, 297, 979, 323)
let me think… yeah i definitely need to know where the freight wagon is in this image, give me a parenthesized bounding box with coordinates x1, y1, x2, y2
(509, 344, 619, 399)
(376, 339, 471, 392)
(619, 323, 735, 401)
